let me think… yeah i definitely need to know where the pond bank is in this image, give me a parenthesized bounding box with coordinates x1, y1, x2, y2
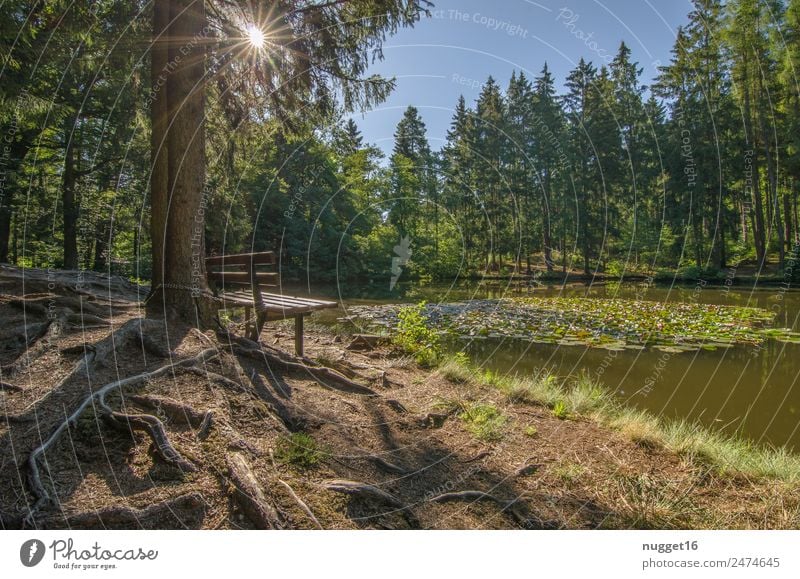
(299, 322, 800, 528)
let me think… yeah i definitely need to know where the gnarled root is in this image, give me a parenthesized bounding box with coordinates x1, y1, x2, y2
(322, 479, 404, 510)
(26, 347, 217, 520)
(0, 381, 23, 393)
(226, 453, 282, 529)
(125, 394, 209, 427)
(277, 479, 322, 529)
(428, 490, 533, 528)
(233, 344, 378, 396)
(101, 411, 197, 473)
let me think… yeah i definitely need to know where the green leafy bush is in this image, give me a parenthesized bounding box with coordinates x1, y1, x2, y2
(392, 301, 441, 367)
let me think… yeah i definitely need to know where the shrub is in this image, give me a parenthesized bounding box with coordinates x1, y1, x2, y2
(274, 432, 322, 469)
(392, 301, 441, 367)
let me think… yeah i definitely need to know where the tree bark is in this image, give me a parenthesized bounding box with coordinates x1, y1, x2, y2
(149, 0, 169, 291)
(148, 0, 215, 324)
(62, 115, 79, 270)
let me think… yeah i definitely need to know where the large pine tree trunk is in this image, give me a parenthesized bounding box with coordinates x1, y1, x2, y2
(62, 116, 79, 270)
(0, 136, 30, 263)
(741, 65, 766, 266)
(0, 209, 10, 264)
(148, 0, 215, 324)
(149, 0, 169, 291)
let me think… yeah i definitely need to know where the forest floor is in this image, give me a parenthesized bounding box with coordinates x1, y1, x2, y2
(0, 264, 798, 530)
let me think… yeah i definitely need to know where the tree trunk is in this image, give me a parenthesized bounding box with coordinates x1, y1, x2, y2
(0, 135, 31, 263)
(94, 219, 110, 271)
(783, 181, 793, 253)
(542, 172, 553, 272)
(0, 207, 11, 264)
(148, 0, 215, 324)
(758, 81, 782, 268)
(62, 116, 79, 270)
(149, 0, 169, 291)
(740, 53, 766, 266)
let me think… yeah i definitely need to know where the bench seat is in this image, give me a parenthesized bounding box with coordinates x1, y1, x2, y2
(218, 291, 337, 316)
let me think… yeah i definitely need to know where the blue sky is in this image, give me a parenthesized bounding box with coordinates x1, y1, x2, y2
(353, 0, 692, 156)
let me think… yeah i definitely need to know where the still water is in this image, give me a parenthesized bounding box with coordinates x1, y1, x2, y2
(311, 279, 800, 450)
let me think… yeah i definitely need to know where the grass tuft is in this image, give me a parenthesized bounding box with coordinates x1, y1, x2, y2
(459, 403, 507, 442)
(274, 432, 323, 469)
(434, 353, 800, 483)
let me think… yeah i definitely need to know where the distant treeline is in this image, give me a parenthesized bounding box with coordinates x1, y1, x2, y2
(3, 0, 800, 284)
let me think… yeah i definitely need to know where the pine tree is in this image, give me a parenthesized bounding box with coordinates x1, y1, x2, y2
(531, 64, 565, 271)
(441, 95, 478, 265)
(474, 77, 508, 269)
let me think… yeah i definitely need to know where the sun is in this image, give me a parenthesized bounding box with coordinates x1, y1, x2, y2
(246, 25, 265, 49)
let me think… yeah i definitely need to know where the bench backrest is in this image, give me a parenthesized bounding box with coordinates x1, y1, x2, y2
(205, 252, 278, 301)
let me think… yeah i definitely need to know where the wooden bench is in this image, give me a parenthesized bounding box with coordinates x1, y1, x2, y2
(206, 251, 336, 356)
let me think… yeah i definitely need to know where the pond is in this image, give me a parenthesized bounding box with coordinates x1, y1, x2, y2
(304, 279, 800, 451)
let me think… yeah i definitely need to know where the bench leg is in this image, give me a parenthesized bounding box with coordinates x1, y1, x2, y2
(244, 306, 252, 338)
(294, 315, 304, 357)
(252, 311, 267, 342)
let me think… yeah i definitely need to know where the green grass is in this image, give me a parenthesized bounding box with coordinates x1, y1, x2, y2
(611, 473, 697, 529)
(435, 353, 800, 483)
(438, 355, 476, 384)
(551, 400, 569, 420)
(459, 403, 507, 442)
(551, 461, 586, 486)
(274, 432, 323, 469)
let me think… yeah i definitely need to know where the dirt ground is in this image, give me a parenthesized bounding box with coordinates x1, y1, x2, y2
(0, 265, 798, 530)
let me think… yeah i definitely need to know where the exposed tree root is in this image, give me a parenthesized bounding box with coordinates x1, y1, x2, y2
(64, 313, 109, 328)
(371, 456, 409, 475)
(233, 344, 378, 396)
(0, 381, 23, 393)
(419, 412, 452, 429)
(0, 509, 22, 530)
(197, 411, 214, 439)
(125, 394, 209, 427)
(0, 266, 144, 303)
(24, 317, 161, 413)
(321, 479, 405, 510)
(277, 479, 323, 529)
(226, 453, 282, 529)
(26, 346, 217, 519)
(1, 320, 58, 378)
(461, 450, 492, 463)
(181, 366, 249, 394)
(427, 490, 532, 527)
(101, 411, 197, 473)
(57, 492, 206, 529)
(385, 399, 409, 414)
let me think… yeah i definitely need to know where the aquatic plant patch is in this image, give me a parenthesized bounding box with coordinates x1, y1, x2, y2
(345, 298, 800, 352)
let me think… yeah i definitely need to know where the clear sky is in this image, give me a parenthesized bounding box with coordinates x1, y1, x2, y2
(353, 0, 692, 156)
